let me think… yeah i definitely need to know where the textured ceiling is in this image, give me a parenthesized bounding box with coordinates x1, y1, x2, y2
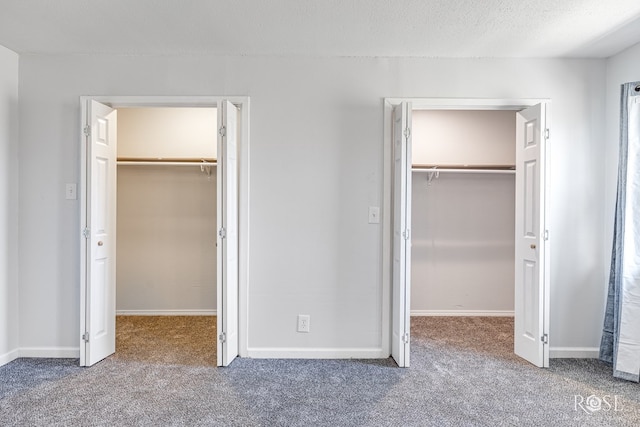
(1, 0, 640, 58)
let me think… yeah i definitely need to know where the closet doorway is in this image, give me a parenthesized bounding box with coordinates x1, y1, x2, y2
(79, 96, 249, 368)
(116, 107, 217, 365)
(384, 98, 550, 369)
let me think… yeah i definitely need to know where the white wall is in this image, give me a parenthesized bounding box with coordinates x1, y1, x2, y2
(411, 172, 515, 314)
(116, 108, 217, 314)
(117, 165, 216, 314)
(117, 107, 217, 159)
(604, 42, 640, 298)
(412, 110, 516, 166)
(17, 54, 606, 357)
(411, 110, 515, 315)
(0, 45, 19, 366)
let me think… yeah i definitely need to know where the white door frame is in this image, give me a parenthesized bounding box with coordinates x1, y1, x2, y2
(79, 95, 251, 365)
(382, 97, 551, 364)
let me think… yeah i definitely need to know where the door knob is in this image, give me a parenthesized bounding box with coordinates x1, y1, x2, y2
(98, 241, 104, 246)
(530, 243, 536, 249)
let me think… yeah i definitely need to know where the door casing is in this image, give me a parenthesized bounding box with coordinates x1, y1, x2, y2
(382, 97, 551, 365)
(79, 96, 250, 366)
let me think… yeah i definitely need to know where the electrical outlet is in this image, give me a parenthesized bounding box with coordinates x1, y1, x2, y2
(297, 315, 310, 333)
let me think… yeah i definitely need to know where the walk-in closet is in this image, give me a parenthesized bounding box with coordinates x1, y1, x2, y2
(115, 107, 218, 364)
(411, 110, 516, 318)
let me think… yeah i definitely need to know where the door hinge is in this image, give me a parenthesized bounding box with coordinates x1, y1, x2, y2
(402, 229, 410, 240)
(403, 127, 411, 139)
(82, 228, 90, 239)
(82, 332, 89, 343)
(219, 126, 226, 137)
(545, 128, 550, 140)
(402, 332, 410, 344)
(218, 227, 226, 239)
(544, 230, 549, 241)
(541, 333, 548, 344)
(219, 332, 226, 343)
(84, 125, 91, 137)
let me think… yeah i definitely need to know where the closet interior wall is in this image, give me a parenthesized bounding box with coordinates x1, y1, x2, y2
(411, 110, 517, 315)
(115, 107, 218, 314)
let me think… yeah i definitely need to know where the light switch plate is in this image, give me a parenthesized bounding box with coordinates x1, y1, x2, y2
(368, 206, 380, 224)
(65, 183, 77, 200)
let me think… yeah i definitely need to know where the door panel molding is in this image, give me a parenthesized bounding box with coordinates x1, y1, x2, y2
(217, 100, 240, 366)
(81, 100, 117, 366)
(391, 102, 412, 367)
(514, 103, 549, 367)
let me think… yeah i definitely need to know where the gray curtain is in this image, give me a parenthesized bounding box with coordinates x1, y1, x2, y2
(600, 81, 640, 382)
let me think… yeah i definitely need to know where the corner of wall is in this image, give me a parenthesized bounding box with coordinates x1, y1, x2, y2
(0, 44, 20, 367)
(549, 347, 600, 359)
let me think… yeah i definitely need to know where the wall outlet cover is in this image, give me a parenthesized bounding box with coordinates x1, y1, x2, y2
(297, 314, 310, 333)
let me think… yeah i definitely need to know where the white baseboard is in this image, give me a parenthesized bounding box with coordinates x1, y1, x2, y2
(0, 348, 20, 366)
(116, 309, 216, 316)
(550, 347, 599, 359)
(4, 345, 600, 363)
(411, 310, 515, 317)
(19, 347, 80, 358)
(246, 347, 386, 359)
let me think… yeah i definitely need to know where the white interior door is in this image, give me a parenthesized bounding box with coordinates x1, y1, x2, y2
(81, 100, 117, 366)
(217, 100, 239, 366)
(391, 102, 412, 367)
(514, 103, 549, 367)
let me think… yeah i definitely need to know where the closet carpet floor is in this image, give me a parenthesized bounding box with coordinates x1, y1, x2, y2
(2, 317, 640, 426)
(114, 315, 217, 366)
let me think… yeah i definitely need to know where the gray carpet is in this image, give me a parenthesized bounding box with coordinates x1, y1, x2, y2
(1, 317, 639, 426)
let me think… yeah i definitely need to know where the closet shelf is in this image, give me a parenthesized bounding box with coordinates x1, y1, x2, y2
(117, 158, 217, 166)
(117, 158, 216, 177)
(412, 164, 515, 175)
